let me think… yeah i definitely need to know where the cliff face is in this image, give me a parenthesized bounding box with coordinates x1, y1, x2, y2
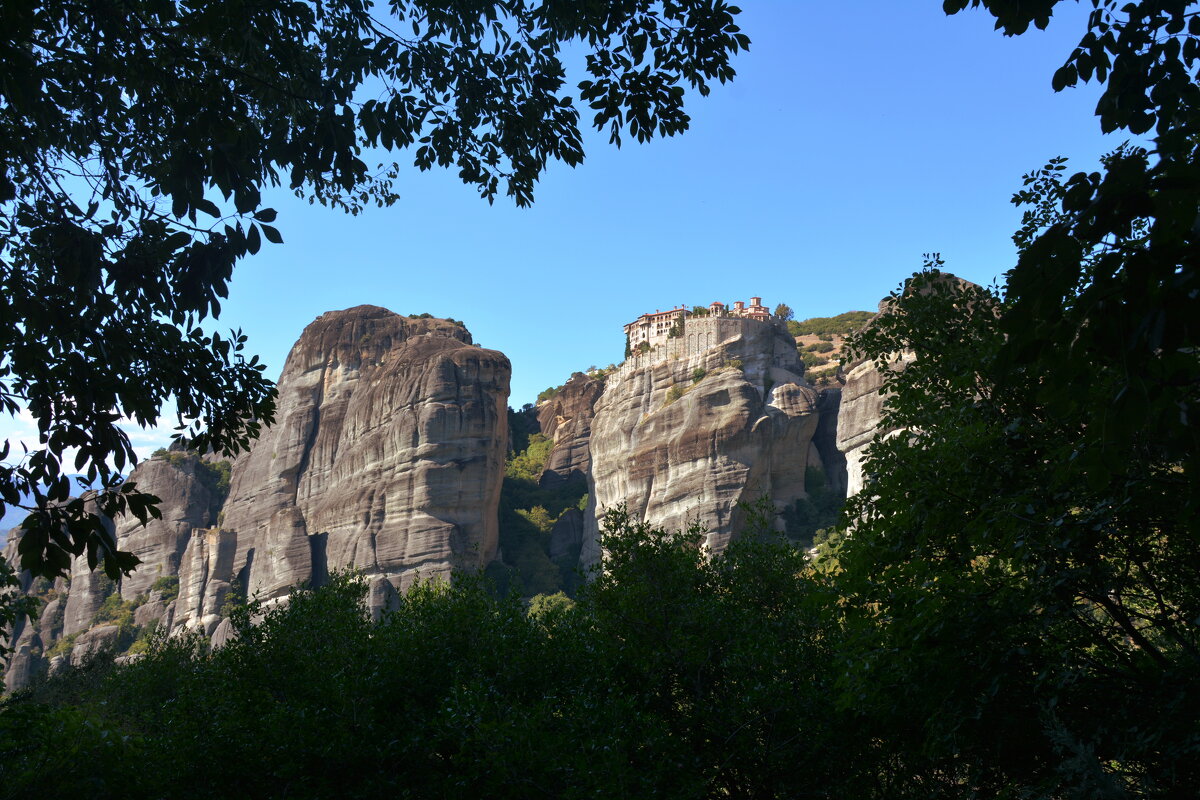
(536, 374, 604, 488)
(583, 317, 823, 562)
(179, 306, 510, 631)
(4, 307, 510, 688)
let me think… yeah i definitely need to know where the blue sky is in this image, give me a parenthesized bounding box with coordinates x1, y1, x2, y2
(2, 0, 1128, 463)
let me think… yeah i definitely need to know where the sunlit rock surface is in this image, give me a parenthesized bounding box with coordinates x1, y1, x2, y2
(583, 317, 823, 564)
(3, 307, 510, 689)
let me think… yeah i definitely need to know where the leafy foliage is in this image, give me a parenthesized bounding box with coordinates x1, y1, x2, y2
(836, 262, 1199, 795)
(497, 429, 586, 597)
(0, 558, 40, 664)
(799, 350, 829, 368)
(0, 514, 868, 798)
(780, 467, 842, 547)
(503, 433, 554, 484)
(0, 0, 750, 587)
(148, 575, 179, 604)
(773, 302, 793, 320)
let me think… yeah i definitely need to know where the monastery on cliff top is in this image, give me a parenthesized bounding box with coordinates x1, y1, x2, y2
(624, 297, 773, 351)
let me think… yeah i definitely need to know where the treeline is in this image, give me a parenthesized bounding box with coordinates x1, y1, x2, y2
(4, 485, 1189, 798)
(0, 511, 853, 798)
(787, 310, 873, 337)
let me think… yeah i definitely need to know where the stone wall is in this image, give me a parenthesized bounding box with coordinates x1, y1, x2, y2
(609, 317, 792, 388)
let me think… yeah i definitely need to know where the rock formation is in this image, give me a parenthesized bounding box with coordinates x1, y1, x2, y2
(536, 374, 603, 488)
(3, 307, 510, 689)
(182, 306, 510, 630)
(582, 316, 824, 562)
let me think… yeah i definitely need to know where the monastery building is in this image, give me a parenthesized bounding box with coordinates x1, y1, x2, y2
(624, 296, 773, 351)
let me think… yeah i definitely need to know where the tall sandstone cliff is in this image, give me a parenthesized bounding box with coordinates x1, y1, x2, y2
(4, 307, 510, 689)
(581, 317, 826, 563)
(183, 306, 510, 630)
(536, 374, 603, 489)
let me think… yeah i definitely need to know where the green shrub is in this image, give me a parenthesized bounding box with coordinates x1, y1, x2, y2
(125, 620, 162, 656)
(691, 367, 707, 384)
(806, 341, 834, 353)
(150, 575, 179, 603)
(665, 384, 684, 404)
(527, 591, 575, 621)
(800, 351, 830, 368)
(727, 358, 743, 371)
(219, 578, 247, 619)
(505, 433, 554, 483)
(93, 592, 138, 632)
(45, 632, 78, 659)
(788, 311, 874, 337)
(516, 505, 555, 534)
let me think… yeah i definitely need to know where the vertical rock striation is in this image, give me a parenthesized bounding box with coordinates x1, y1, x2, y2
(583, 317, 823, 563)
(3, 306, 510, 688)
(536, 374, 604, 488)
(179, 306, 510, 630)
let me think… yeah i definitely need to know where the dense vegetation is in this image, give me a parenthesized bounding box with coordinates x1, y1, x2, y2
(786, 310, 874, 337)
(780, 467, 841, 547)
(2, 1, 1195, 796)
(0, 511, 856, 798)
(490, 408, 588, 597)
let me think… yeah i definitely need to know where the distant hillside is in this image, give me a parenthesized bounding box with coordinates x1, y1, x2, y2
(786, 311, 873, 386)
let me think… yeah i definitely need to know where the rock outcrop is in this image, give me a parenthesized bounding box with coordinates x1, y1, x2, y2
(834, 353, 914, 498)
(536, 374, 604, 488)
(583, 316, 824, 562)
(179, 306, 510, 631)
(3, 307, 510, 689)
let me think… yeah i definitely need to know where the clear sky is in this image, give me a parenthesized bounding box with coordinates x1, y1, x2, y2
(2, 0, 1129, 462)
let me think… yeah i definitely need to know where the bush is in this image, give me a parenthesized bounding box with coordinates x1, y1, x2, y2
(690, 367, 707, 384)
(800, 351, 830, 368)
(93, 592, 138, 631)
(44, 632, 78, 659)
(1, 516, 880, 798)
(505, 434, 554, 483)
(124, 620, 162, 656)
(150, 575, 179, 603)
(665, 385, 684, 404)
(527, 591, 575, 621)
(806, 341, 834, 353)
